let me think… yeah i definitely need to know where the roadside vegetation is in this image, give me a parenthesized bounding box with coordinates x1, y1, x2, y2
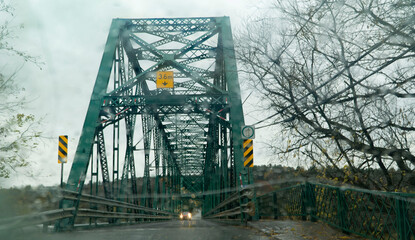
(0, 0, 42, 179)
(238, 0, 415, 192)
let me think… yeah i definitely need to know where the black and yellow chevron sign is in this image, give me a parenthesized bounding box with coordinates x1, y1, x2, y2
(243, 139, 253, 167)
(58, 135, 68, 164)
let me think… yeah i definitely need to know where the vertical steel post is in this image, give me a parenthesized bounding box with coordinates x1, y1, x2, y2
(60, 163, 64, 188)
(395, 194, 410, 240)
(154, 128, 161, 210)
(302, 182, 316, 221)
(337, 188, 349, 232)
(219, 16, 246, 187)
(142, 115, 152, 208)
(218, 16, 248, 223)
(272, 192, 278, 220)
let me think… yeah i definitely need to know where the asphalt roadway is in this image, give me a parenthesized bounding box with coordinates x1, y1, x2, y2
(5, 219, 270, 240)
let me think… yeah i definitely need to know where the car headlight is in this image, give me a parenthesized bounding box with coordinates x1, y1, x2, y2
(188, 213, 192, 218)
(180, 214, 183, 219)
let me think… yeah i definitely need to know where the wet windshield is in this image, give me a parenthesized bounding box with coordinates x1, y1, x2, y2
(1, 0, 415, 239)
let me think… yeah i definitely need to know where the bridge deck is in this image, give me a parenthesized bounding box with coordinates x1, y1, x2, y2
(4, 219, 361, 240)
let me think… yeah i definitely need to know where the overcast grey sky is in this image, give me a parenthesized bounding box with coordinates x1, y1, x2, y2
(1, 0, 280, 188)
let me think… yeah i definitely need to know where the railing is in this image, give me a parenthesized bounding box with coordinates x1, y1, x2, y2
(257, 182, 415, 240)
(4, 181, 414, 239)
(203, 189, 255, 221)
(0, 189, 174, 232)
(61, 190, 173, 217)
(0, 208, 75, 231)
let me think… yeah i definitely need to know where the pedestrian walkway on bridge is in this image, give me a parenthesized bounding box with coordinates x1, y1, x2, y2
(248, 220, 363, 240)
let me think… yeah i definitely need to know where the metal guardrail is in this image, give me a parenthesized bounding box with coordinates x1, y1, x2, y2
(75, 209, 172, 220)
(257, 182, 415, 240)
(203, 189, 255, 220)
(0, 208, 75, 231)
(61, 190, 172, 216)
(0, 189, 174, 232)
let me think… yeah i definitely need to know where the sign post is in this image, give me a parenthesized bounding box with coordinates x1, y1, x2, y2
(58, 135, 68, 188)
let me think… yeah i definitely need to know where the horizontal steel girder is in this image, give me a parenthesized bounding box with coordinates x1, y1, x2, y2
(128, 17, 217, 33)
(102, 94, 227, 107)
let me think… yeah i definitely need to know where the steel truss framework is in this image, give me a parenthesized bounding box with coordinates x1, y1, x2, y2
(58, 17, 249, 229)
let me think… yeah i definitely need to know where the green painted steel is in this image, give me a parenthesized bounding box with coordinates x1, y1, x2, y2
(217, 17, 251, 223)
(257, 182, 415, 240)
(220, 17, 246, 184)
(56, 19, 124, 230)
(57, 17, 253, 229)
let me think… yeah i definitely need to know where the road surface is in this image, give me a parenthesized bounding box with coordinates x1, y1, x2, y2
(6, 220, 269, 240)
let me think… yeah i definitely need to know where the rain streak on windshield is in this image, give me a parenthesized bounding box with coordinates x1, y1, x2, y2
(1, 0, 415, 240)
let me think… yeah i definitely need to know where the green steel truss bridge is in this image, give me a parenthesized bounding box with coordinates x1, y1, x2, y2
(56, 17, 253, 229)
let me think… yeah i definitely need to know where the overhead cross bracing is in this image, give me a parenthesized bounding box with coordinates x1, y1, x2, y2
(57, 17, 249, 229)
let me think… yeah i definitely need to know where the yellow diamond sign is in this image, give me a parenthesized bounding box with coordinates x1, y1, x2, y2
(156, 71, 174, 88)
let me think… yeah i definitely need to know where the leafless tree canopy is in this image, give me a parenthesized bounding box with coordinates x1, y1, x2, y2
(237, 0, 415, 190)
(0, 1, 41, 179)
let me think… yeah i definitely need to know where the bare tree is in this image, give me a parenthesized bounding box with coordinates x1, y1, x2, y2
(237, 0, 415, 191)
(0, 1, 41, 179)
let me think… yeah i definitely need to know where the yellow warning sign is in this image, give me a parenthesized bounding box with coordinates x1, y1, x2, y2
(156, 71, 174, 88)
(243, 139, 253, 167)
(58, 135, 68, 163)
